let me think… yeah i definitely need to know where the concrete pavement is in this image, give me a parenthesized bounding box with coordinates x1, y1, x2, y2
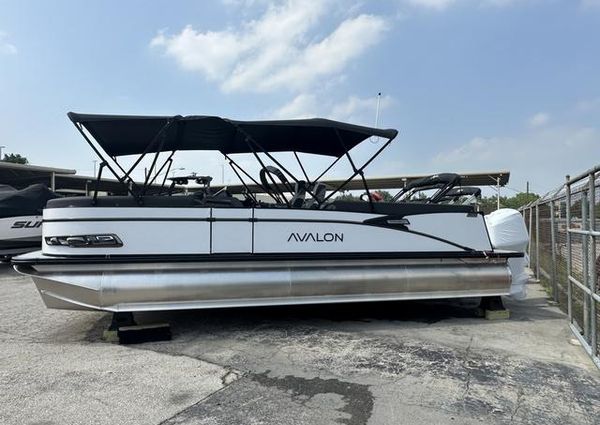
(0, 265, 598, 424)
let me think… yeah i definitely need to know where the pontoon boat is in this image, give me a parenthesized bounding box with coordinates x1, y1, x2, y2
(13, 113, 523, 312)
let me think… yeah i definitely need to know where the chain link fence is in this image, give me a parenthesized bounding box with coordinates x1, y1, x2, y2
(520, 165, 600, 369)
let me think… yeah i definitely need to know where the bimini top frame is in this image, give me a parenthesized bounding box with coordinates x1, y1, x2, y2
(392, 173, 461, 203)
(67, 112, 398, 210)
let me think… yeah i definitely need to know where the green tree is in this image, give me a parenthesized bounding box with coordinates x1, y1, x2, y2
(479, 192, 540, 214)
(479, 196, 498, 214)
(502, 192, 540, 209)
(2, 153, 28, 164)
(336, 191, 361, 202)
(374, 190, 394, 202)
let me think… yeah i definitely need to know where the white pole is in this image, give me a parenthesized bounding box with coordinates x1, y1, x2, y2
(496, 177, 500, 210)
(375, 92, 381, 128)
(371, 93, 382, 144)
(93, 160, 97, 177)
(0, 145, 5, 160)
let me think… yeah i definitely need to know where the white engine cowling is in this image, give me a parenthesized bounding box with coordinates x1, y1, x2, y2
(485, 208, 529, 300)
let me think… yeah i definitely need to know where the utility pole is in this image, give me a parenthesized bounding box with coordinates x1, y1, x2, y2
(526, 181, 529, 196)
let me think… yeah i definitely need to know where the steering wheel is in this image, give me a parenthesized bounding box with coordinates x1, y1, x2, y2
(259, 166, 294, 203)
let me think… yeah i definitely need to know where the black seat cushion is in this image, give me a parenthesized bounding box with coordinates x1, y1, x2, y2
(47, 194, 242, 209)
(330, 200, 475, 215)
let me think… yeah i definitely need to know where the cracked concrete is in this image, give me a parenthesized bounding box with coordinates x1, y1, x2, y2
(0, 267, 234, 425)
(1, 265, 599, 425)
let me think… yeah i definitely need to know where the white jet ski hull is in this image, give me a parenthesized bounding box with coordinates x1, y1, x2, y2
(0, 215, 42, 258)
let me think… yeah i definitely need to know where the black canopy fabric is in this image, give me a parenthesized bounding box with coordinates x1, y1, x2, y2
(68, 112, 398, 158)
(0, 184, 17, 193)
(0, 184, 59, 219)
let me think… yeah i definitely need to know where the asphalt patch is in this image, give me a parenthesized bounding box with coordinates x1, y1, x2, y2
(163, 372, 373, 425)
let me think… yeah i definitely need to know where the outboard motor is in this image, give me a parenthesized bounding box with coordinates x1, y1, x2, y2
(485, 209, 529, 299)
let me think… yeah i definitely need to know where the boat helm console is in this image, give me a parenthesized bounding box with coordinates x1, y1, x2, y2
(12, 112, 524, 312)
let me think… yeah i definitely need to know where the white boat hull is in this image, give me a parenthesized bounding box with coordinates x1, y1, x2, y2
(39, 206, 494, 256)
(13, 205, 518, 311)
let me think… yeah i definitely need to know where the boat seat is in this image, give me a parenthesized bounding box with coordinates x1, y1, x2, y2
(329, 200, 475, 215)
(304, 182, 327, 209)
(46, 193, 243, 209)
(202, 190, 244, 208)
(290, 181, 307, 208)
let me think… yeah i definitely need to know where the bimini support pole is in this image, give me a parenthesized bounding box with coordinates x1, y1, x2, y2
(229, 124, 321, 206)
(322, 129, 396, 208)
(70, 121, 139, 198)
(333, 128, 374, 212)
(236, 132, 289, 206)
(92, 162, 106, 206)
(142, 150, 176, 196)
(293, 151, 312, 185)
(224, 154, 261, 204)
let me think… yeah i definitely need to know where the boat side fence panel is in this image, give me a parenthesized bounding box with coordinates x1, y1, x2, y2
(521, 165, 600, 369)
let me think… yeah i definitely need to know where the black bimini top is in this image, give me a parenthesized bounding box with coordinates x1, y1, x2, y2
(68, 112, 398, 158)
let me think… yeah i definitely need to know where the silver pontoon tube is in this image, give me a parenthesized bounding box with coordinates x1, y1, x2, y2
(16, 257, 511, 312)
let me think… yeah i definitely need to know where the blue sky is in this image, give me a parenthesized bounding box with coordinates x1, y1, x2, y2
(0, 0, 599, 195)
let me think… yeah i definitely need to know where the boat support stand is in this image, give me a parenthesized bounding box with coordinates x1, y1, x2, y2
(478, 296, 510, 320)
(103, 312, 172, 344)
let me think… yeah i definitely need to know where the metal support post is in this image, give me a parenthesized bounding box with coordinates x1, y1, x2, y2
(496, 177, 500, 210)
(588, 173, 597, 356)
(550, 201, 558, 302)
(566, 175, 573, 322)
(528, 206, 533, 262)
(582, 192, 590, 341)
(535, 203, 540, 280)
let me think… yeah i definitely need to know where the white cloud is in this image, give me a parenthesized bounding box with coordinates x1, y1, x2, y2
(403, 0, 526, 10)
(272, 93, 319, 119)
(528, 112, 549, 127)
(576, 97, 600, 113)
(221, 0, 271, 6)
(581, 0, 600, 8)
(406, 0, 457, 10)
(431, 125, 598, 193)
(0, 32, 17, 55)
(273, 93, 393, 126)
(481, 0, 519, 6)
(151, 1, 388, 93)
(330, 94, 393, 123)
